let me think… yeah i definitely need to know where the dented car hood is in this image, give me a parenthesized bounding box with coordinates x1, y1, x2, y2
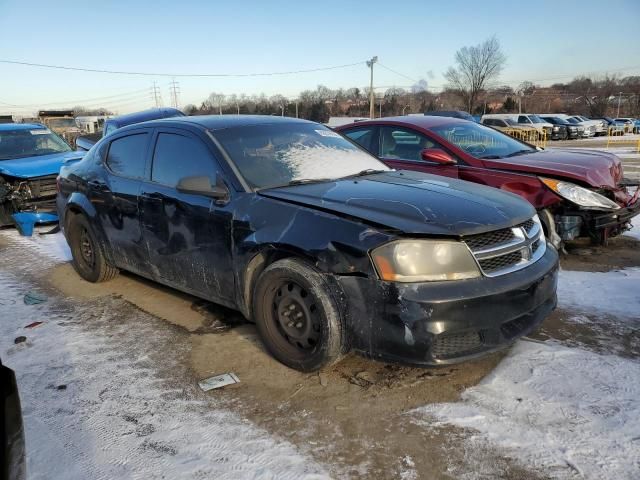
(259, 170, 534, 236)
(482, 148, 623, 188)
(0, 151, 84, 179)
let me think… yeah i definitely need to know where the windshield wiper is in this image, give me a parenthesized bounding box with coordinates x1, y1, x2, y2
(341, 168, 389, 179)
(479, 155, 503, 159)
(504, 149, 533, 158)
(263, 178, 334, 189)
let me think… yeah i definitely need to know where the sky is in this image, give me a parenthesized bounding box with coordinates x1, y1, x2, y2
(1, 0, 639, 115)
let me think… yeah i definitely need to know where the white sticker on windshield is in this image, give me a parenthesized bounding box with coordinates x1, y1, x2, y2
(315, 129, 341, 138)
(30, 130, 49, 135)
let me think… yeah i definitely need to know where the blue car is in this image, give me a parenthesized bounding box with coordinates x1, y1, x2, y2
(0, 123, 83, 235)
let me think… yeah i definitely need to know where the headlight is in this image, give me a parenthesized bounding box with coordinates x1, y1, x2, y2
(552, 126, 560, 131)
(371, 240, 480, 282)
(540, 178, 620, 210)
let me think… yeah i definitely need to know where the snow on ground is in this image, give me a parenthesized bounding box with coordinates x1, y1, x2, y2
(0, 227, 71, 262)
(0, 236, 330, 480)
(414, 340, 640, 480)
(558, 267, 640, 319)
(623, 221, 640, 241)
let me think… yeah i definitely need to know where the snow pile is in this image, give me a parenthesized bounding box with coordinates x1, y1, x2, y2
(414, 341, 640, 479)
(623, 221, 640, 241)
(0, 228, 71, 263)
(0, 272, 330, 480)
(558, 268, 640, 319)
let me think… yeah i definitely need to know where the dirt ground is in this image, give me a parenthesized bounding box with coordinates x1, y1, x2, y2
(30, 224, 636, 479)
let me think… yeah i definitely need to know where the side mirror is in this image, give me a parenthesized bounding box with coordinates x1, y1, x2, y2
(420, 148, 456, 165)
(176, 175, 230, 203)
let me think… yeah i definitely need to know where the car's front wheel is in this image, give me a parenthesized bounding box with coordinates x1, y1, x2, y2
(252, 258, 347, 372)
(68, 214, 119, 283)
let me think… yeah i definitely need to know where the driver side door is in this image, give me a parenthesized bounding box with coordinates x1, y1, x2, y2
(377, 126, 459, 179)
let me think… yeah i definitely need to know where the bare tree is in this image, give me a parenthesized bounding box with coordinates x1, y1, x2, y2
(444, 36, 506, 113)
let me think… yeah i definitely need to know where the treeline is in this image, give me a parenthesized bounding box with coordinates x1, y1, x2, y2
(184, 75, 640, 122)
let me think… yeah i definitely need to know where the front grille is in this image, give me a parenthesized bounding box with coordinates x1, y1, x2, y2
(500, 314, 537, 340)
(478, 250, 524, 274)
(26, 175, 58, 199)
(432, 331, 484, 359)
(464, 228, 515, 251)
(463, 217, 546, 277)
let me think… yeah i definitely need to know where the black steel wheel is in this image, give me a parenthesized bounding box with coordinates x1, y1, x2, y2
(253, 258, 347, 371)
(68, 214, 118, 283)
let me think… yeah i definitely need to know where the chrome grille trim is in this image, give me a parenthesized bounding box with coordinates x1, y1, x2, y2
(464, 218, 546, 277)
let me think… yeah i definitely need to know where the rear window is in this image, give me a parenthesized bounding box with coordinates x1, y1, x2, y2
(106, 133, 148, 179)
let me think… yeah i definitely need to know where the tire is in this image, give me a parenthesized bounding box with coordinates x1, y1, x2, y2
(68, 214, 119, 283)
(252, 258, 347, 372)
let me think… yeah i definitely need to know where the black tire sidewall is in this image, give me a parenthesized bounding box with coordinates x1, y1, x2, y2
(253, 259, 345, 372)
(68, 215, 106, 282)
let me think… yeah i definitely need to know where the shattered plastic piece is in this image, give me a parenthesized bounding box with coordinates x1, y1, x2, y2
(24, 292, 47, 305)
(198, 373, 240, 392)
(14, 336, 27, 344)
(24, 321, 44, 329)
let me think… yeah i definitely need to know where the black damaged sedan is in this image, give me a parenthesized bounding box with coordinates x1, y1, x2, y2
(57, 115, 558, 371)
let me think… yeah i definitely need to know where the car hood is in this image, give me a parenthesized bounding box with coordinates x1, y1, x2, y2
(482, 148, 623, 188)
(0, 151, 84, 178)
(259, 170, 534, 236)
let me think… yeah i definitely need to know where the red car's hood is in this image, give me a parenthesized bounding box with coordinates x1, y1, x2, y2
(482, 148, 623, 189)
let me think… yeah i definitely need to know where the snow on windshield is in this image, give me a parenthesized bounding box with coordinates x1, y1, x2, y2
(213, 123, 388, 189)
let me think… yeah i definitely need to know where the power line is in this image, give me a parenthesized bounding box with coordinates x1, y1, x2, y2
(0, 59, 365, 77)
(377, 63, 418, 83)
(0, 88, 151, 108)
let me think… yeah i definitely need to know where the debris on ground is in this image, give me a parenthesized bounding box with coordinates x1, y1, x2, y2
(24, 291, 48, 305)
(24, 321, 44, 329)
(318, 372, 328, 387)
(14, 336, 27, 344)
(198, 372, 240, 392)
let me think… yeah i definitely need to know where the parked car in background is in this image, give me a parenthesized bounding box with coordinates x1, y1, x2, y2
(591, 117, 626, 136)
(424, 110, 476, 122)
(539, 116, 579, 139)
(572, 115, 606, 136)
(0, 123, 83, 235)
(57, 115, 558, 371)
(481, 117, 535, 134)
(337, 116, 640, 246)
(481, 114, 554, 139)
(1, 358, 25, 480)
(565, 116, 591, 137)
(613, 118, 637, 134)
(75, 107, 184, 151)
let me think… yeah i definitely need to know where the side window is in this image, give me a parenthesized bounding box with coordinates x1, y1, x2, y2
(498, 120, 508, 127)
(518, 116, 531, 124)
(151, 133, 215, 187)
(343, 127, 375, 153)
(106, 133, 148, 179)
(380, 126, 435, 161)
(482, 119, 493, 126)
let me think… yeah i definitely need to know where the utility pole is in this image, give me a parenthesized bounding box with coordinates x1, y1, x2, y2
(367, 56, 378, 119)
(295, 101, 299, 118)
(169, 78, 180, 109)
(151, 81, 162, 108)
(617, 92, 622, 117)
(235, 102, 240, 115)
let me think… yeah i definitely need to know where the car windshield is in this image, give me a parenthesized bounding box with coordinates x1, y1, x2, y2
(212, 122, 390, 189)
(430, 122, 535, 160)
(0, 128, 72, 160)
(47, 118, 77, 129)
(505, 119, 520, 126)
(566, 118, 580, 124)
(529, 115, 546, 124)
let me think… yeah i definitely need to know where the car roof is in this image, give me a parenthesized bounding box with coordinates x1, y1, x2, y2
(131, 114, 318, 131)
(335, 115, 467, 130)
(0, 122, 47, 131)
(107, 108, 185, 128)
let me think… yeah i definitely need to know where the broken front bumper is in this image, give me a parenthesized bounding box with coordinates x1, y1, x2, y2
(338, 245, 559, 366)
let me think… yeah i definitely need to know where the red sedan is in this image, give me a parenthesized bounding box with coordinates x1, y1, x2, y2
(336, 116, 640, 246)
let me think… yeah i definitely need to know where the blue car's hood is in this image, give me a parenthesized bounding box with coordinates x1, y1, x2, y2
(0, 151, 84, 178)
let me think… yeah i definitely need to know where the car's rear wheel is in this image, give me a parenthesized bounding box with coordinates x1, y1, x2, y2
(68, 214, 118, 283)
(252, 258, 347, 372)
